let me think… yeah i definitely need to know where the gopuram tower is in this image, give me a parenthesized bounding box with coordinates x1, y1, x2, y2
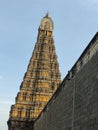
(8, 13, 61, 130)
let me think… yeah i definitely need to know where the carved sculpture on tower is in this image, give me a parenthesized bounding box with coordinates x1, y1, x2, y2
(8, 13, 61, 130)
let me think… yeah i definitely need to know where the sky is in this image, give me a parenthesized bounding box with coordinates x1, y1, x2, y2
(0, 0, 98, 130)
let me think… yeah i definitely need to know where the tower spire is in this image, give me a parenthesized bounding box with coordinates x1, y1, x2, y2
(8, 14, 61, 130)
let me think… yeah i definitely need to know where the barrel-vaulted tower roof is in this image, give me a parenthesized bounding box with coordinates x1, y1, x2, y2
(39, 13, 54, 31)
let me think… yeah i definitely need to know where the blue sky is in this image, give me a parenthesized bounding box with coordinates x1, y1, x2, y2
(0, 0, 98, 130)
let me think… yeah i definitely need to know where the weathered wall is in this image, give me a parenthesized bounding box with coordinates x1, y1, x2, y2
(33, 50, 98, 130)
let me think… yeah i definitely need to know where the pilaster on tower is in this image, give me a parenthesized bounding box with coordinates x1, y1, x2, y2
(8, 13, 61, 130)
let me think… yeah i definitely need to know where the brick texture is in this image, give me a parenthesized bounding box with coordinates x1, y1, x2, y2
(33, 50, 98, 130)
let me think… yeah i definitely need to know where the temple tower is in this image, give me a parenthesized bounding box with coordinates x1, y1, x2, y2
(8, 13, 61, 130)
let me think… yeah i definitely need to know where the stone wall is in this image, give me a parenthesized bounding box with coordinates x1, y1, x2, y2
(33, 47, 98, 130)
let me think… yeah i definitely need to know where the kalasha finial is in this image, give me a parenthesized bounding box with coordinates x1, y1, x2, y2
(45, 12, 49, 17)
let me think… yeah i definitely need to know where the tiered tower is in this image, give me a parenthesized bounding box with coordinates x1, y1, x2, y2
(8, 13, 61, 130)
